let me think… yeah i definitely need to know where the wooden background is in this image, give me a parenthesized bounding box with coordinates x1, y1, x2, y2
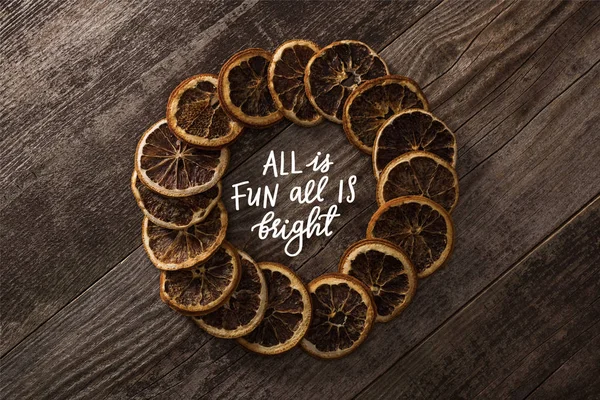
(1, 1, 599, 398)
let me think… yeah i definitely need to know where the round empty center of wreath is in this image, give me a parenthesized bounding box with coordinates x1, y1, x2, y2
(225, 147, 360, 258)
(133, 39, 459, 359)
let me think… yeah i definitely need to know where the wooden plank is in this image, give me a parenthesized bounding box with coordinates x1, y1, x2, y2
(477, 306, 599, 399)
(526, 327, 600, 400)
(356, 198, 600, 399)
(2, 1, 599, 399)
(0, 0, 439, 355)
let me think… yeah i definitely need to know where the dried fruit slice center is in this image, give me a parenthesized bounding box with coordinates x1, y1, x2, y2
(142, 201, 227, 270)
(238, 263, 311, 355)
(339, 239, 417, 322)
(131, 170, 221, 229)
(135, 119, 229, 197)
(166, 74, 243, 148)
(305, 40, 388, 124)
(218, 48, 283, 128)
(373, 109, 456, 178)
(268, 40, 322, 126)
(160, 242, 241, 315)
(301, 273, 375, 359)
(343, 75, 429, 153)
(367, 196, 454, 278)
(194, 250, 267, 338)
(377, 151, 459, 212)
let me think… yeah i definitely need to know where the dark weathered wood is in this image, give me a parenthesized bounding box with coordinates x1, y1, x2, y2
(356, 198, 600, 399)
(0, 0, 439, 355)
(527, 327, 600, 400)
(478, 305, 599, 399)
(1, 0, 599, 399)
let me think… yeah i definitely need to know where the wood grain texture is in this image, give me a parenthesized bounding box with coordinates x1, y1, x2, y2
(356, 198, 600, 399)
(527, 326, 600, 400)
(0, 0, 439, 355)
(1, 0, 599, 399)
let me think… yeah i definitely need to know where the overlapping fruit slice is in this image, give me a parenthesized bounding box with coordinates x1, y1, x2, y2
(237, 262, 311, 355)
(372, 109, 456, 178)
(218, 48, 283, 128)
(131, 170, 221, 229)
(159, 241, 241, 315)
(377, 151, 459, 212)
(194, 250, 268, 338)
(268, 39, 323, 126)
(166, 73, 243, 148)
(339, 239, 417, 322)
(343, 75, 429, 153)
(367, 196, 454, 278)
(301, 273, 375, 359)
(135, 119, 229, 197)
(305, 40, 388, 124)
(142, 201, 228, 270)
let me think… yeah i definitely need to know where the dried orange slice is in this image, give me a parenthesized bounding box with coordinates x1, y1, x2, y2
(301, 273, 375, 359)
(194, 250, 268, 338)
(268, 39, 323, 126)
(159, 241, 241, 316)
(343, 75, 429, 153)
(237, 262, 311, 355)
(377, 151, 459, 213)
(305, 40, 388, 124)
(135, 119, 229, 197)
(373, 109, 456, 178)
(142, 201, 227, 270)
(218, 48, 283, 128)
(367, 196, 454, 278)
(131, 170, 221, 229)
(166, 73, 243, 148)
(339, 239, 417, 322)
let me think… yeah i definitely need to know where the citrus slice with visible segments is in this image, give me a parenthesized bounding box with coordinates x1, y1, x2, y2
(131, 170, 221, 229)
(218, 48, 283, 128)
(159, 241, 241, 316)
(377, 151, 459, 213)
(367, 196, 454, 278)
(166, 73, 243, 148)
(305, 40, 388, 124)
(142, 201, 228, 270)
(268, 39, 323, 127)
(135, 119, 229, 197)
(373, 109, 456, 178)
(237, 262, 311, 355)
(194, 250, 268, 338)
(301, 273, 375, 359)
(343, 75, 429, 153)
(339, 239, 417, 322)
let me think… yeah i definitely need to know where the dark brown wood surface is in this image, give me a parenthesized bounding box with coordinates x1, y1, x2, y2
(1, 1, 598, 399)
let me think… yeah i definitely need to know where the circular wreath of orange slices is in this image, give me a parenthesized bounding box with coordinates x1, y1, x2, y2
(131, 39, 459, 359)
